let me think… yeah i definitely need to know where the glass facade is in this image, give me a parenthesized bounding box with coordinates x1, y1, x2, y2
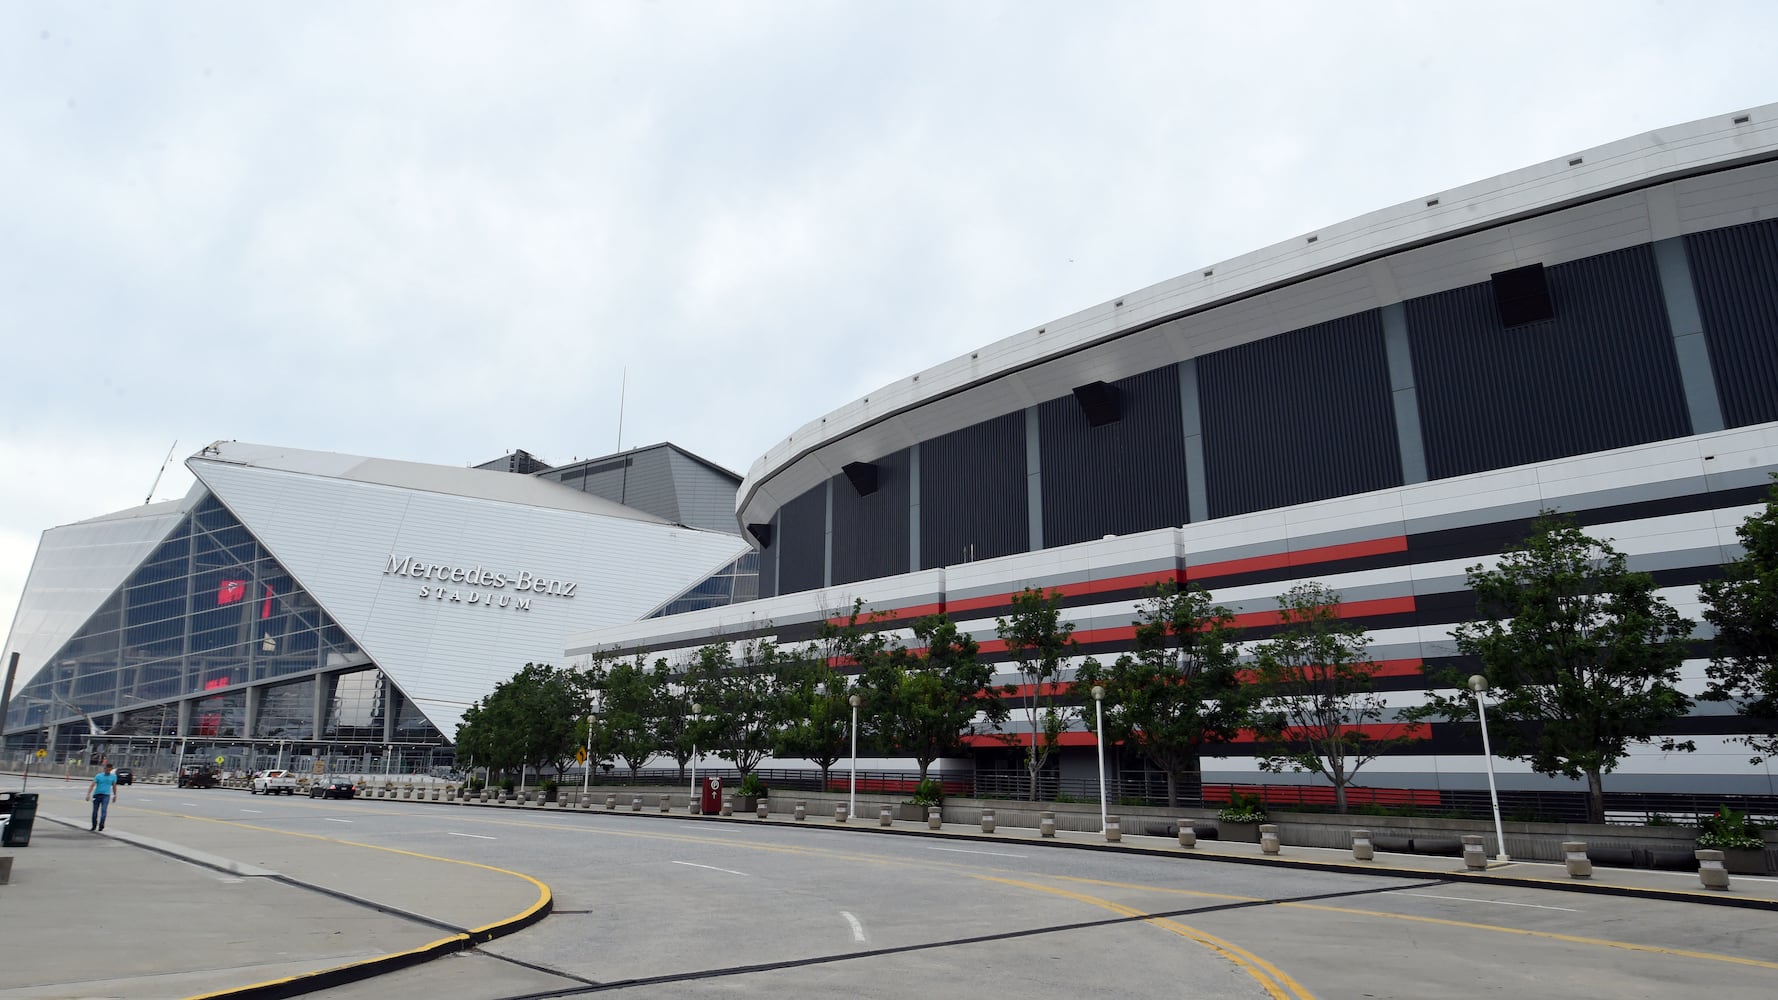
(3, 495, 446, 759)
(650, 549, 760, 618)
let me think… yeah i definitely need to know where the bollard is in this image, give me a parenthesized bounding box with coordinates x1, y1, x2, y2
(1259, 824, 1280, 855)
(721, 797, 734, 817)
(928, 806, 942, 830)
(1351, 829, 1374, 861)
(1178, 821, 1197, 849)
(1462, 834, 1487, 870)
(660, 795, 671, 813)
(1040, 811, 1056, 838)
(879, 805, 893, 827)
(1105, 815, 1122, 843)
(757, 799, 770, 819)
(1696, 849, 1731, 890)
(981, 808, 996, 834)
(631, 796, 643, 812)
(794, 800, 807, 822)
(606, 793, 617, 810)
(835, 803, 848, 823)
(1562, 841, 1592, 878)
(690, 798, 701, 816)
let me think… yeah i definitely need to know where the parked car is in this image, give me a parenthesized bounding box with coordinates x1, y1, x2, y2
(114, 768, 134, 785)
(176, 764, 220, 789)
(251, 769, 298, 795)
(309, 778, 357, 800)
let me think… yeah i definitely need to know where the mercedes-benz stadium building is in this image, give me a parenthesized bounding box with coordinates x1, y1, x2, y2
(568, 105, 1778, 800)
(0, 442, 752, 773)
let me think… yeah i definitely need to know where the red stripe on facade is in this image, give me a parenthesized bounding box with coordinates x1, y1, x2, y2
(960, 731, 1100, 748)
(1230, 722, 1426, 743)
(1187, 535, 1407, 581)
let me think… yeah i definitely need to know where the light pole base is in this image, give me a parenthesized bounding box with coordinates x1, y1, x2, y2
(1495, 854, 1512, 863)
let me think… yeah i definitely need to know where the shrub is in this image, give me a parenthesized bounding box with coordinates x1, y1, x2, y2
(1217, 791, 1268, 824)
(910, 778, 944, 807)
(738, 772, 767, 798)
(1697, 806, 1766, 850)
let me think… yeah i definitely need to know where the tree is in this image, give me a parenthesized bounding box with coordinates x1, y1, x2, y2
(1252, 583, 1411, 814)
(772, 644, 851, 787)
(1701, 479, 1778, 762)
(1426, 514, 1695, 823)
(649, 660, 697, 781)
(995, 588, 1079, 800)
(599, 654, 658, 782)
(688, 640, 782, 777)
(1075, 582, 1250, 808)
(859, 614, 1007, 783)
(453, 662, 582, 785)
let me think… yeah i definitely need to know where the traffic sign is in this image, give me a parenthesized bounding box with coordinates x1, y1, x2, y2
(34, 748, 47, 759)
(215, 755, 225, 765)
(575, 747, 588, 764)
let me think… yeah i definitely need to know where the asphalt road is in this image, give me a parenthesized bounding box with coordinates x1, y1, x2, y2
(20, 782, 1778, 999)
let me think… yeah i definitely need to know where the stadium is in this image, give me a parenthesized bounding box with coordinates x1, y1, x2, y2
(567, 104, 1778, 805)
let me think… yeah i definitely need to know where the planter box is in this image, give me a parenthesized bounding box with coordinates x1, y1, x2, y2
(896, 803, 929, 822)
(733, 795, 758, 815)
(1721, 847, 1769, 875)
(1218, 821, 1259, 843)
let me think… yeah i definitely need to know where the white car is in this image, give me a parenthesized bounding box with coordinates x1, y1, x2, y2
(251, 769, 299, 795)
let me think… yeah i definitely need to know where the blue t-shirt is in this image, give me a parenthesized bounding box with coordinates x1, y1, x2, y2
(92, 772, 117, 797)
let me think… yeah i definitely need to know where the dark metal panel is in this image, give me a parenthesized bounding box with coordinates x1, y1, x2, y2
(1686, 218, 1778, 428)
(756, 512, 779, 599)
(1406, 244, 1689, 481)
(831, 448, 912, 585)
(776, 486, 827, 596)
(919, 412, 1028, 567)
(1039, 365, 1192, 546)
(1198, 310, 1402, 519)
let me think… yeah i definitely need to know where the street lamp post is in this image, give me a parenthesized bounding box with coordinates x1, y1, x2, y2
(688, 702, 702, 812)
(848, 693, 861, 820)
(1091, 685, 1108, 835)
(582, 702, 598, 799)
(1469, 675, 1510, 863)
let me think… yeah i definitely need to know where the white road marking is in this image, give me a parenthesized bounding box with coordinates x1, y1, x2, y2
(841, 911, 866, 942)
(323, 818, 353, 824)
(672, 860, 749, 876)
(218, 877, 244, 884)
(448, 832, 497, 840)
(241, 809, 263, 814)
(927, 846, 1029, 859)
(1404, 893, 1579, 912)
(181, 802, 199, 807)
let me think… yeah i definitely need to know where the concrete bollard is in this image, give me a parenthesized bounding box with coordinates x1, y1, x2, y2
(606, 793, 617, 810)
(928, 806, 942, 829)
(1178, 821, 1197, 849)
(757, 799, 770, 819)
(660, 795, 671, 813)
(721, 797, 734, 817)
(1696, 849, 1731, 890)
(794, 800, 807, 821)
(1259, 824, 1280, 855)
(835, 803, 848, 823)
(1105, 815, 1122, 843)
(431, 788, 441, 801)
(631, 796, 643, 812)
(1562, 841, 1592, 878)
(1351, 829, 1374, 861)
(981, 808, 996, 834)
(1462, 834, 1488, 870)
(1040, 811, 1056, 838)
(879, 805, 893, 827)
(690, 798, 701, 816)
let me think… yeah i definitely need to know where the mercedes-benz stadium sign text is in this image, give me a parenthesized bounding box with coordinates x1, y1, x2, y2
(384, 555, 578, 612)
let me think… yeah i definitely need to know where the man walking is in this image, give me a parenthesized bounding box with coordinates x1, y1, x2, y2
(87, 763, 119, 832)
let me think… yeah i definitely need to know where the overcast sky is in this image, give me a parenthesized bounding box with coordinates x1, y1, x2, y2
(2, 1, 1774, 648)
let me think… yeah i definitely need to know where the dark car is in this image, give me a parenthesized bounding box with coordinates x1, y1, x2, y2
(114, 768, 134, 785)
(176, 764, 220, 789)
(309, 778, 356, 800)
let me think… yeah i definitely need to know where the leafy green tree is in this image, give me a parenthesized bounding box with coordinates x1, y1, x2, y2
(454, 662, 582, 784)
(1701, 479, 1778, 762)
(1424, 514, 1694, 823)
(995, 588, 1079, 800)
(649, 660, 697, 781)
(859, 614, 1007, 783)
(772, 645, 852, 788)
(1075, 582, 1250, 808)
(689, 640, 782, 777)
(598, 654, 659, 782)
(1252, 583, 1410, 814)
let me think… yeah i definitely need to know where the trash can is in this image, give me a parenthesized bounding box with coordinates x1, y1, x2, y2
(0, 791, 39, 847)
(701, 777, 723, 815)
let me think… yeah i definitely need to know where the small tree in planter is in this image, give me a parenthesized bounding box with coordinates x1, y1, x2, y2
(1697, 806, 1769, 874)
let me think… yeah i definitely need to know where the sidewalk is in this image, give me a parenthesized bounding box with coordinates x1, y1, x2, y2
(0, 788, 549, 1000)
